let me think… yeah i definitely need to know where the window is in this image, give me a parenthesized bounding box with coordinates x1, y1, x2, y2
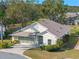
(48, 39, 51, 45)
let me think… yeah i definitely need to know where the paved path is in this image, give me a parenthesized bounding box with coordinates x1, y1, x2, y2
(0, 44, 30, 55)
(0, 52, 27, 59)
(0, 44, 32, 59)
(74, 40, 79, 50)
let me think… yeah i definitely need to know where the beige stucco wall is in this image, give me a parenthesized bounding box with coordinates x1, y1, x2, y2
(12, 36, 18, 41)
(42, 31, 57, 45)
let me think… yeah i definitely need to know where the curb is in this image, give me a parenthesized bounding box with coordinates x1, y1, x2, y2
(22, 55, 32, 59)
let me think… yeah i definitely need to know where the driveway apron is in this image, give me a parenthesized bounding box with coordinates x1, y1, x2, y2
(0, 52, 27, 59)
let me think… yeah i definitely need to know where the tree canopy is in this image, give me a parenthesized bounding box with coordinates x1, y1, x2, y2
(0, 0, 67, 26)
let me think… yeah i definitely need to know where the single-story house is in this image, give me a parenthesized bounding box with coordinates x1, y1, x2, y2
(10, 19, 69, 47)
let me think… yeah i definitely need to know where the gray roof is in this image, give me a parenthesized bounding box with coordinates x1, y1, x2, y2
(11, 19, 70, 38)
(39, 19, 70, 37)
(66, 12, 79, 18)
(10, 32, 34, 37)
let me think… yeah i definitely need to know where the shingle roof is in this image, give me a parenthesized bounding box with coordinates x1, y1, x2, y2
(10, 32, 33, 37)
(39, 19, 70, 38)
(11, 19, 70, 38)
(66, 12, 79, 18)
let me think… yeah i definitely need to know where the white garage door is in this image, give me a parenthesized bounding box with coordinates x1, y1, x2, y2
(20, 40, 35, 45)
(18, 37, 36, 47)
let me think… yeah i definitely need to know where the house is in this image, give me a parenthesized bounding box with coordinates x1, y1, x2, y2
(0, 25, 5, 37)
(65, 12, 79, 25)
(10, 19, 69, 48)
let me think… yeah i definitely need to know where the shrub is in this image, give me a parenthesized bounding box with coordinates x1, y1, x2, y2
(45, 45, 60, 52)
(12, 40, 19, 44)
(1, 42, 13, 48)
(0, 43, 2, 49)
(40, 45, 45, 50)
(57, 39, 63, 47)
(63, 34, 70, 43)
(2, 42, 9, 48)
(40, 39, 63, 52)
(7, 42, 14, 47)
(0, 40, 16, 49)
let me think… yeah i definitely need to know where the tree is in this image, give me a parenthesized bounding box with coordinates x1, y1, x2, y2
(42, 0, 66, 24)
(0, 4, 6, 42)
(54, 0, 66, 23)
(43, 0, 55, 18)
(6, 2, 43, 27)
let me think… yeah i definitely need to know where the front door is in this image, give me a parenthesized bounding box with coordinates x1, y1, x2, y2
(38, 36, 43, 46)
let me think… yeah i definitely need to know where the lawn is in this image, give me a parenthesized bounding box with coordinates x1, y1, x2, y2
(70, 25, 79, 34)
(24, 48, 79, 59)
(0, 40, 12, 44)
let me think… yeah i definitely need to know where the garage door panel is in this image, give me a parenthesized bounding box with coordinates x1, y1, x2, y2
(20, 40, 35, 45)
(18, 37, 36, 47)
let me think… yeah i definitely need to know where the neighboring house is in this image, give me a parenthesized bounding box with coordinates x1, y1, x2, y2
(10, 19, 69, 48)
(0, 25, 5, 37)
(65, 12, 79, 25)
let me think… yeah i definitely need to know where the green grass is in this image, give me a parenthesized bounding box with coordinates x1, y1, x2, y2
(0, 40, 19, 49)
(0, 40, 13, 48)
(0, 40, 12, 43)
(24, 48, 79, 59)
(70, 25, 79, 34)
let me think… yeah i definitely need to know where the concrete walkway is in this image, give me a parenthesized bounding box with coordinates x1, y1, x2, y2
(74, 40, 79, 50)
(0, 44, 32, 59)
(74, 45, 79, 50)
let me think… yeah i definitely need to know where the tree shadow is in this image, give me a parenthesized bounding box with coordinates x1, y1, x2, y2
(62, 39, 78, 50)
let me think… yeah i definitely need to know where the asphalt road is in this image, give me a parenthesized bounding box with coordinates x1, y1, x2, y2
(0, 52, 27, 59)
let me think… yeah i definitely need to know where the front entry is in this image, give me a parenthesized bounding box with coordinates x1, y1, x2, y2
(38, 36, 43, 46)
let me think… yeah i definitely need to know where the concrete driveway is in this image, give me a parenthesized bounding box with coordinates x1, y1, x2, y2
(0, 52, 27, 59)
(0, 44, 32, 59)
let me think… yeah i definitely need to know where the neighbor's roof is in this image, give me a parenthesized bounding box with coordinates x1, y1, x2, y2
(39, 19, 70, 38)
(65, 12, 79, 18)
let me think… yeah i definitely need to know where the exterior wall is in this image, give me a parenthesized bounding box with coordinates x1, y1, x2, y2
(12, 36, 18, 41)
(42, 32, 58, 45)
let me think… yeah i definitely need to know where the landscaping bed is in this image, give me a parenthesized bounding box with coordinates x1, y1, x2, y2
(0, 40, 19, 49)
